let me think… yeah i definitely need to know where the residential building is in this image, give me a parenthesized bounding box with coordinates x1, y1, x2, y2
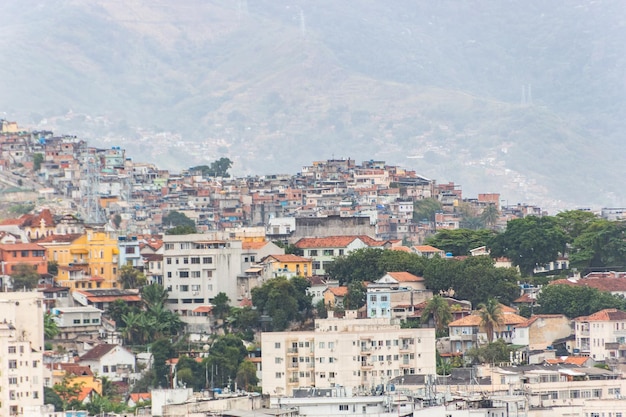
(574, 308, 626, 361)
(261, 312, 436, 396)
(323, 286, 348, 309)
(51, 306, 103, 340)
(0, 292, 45, 416)
(79, 343, 136, 382)
(0, 243, 48, 278)
(162, 234, 243, 326)
(295, 235, 387, 275)
(260, 254, 313, 278)
(512, 314, 572, 351)
(366, 272, 432, 319)
(117, 235, 142, 268)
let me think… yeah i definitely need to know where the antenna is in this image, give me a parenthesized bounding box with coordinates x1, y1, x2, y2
(81, 150, 106, 224)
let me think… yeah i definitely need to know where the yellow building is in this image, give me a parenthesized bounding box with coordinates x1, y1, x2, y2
(260, 254, 314, 277)
(39, 229, 120, 290)
(50, 363, 102, 395)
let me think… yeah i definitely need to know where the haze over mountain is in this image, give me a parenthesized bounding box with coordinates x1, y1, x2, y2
(2, 0, 626, 210)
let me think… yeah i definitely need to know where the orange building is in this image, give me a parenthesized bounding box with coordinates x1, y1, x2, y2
(0, 243, 48, 275)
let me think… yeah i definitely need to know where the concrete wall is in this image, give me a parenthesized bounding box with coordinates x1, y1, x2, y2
(291, 216, 375, 241)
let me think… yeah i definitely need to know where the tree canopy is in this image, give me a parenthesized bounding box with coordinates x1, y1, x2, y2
(425, 228, 497, 256)
(536, 284, 626, 318)
(251, 276, 312, 331)
(163, 211, 196, 234)
(11, 263, 40, 290)
(489, 215, 566, 276)
(190, 157, 233, 178)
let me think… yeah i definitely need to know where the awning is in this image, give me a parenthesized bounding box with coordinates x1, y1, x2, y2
(112, 247, 120, 254)
(70, 248, 88, 254)
(193, 306, 213, 314)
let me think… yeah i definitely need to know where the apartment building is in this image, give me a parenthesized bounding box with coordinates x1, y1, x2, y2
(261, 312, 436, 396)
(574, 308, 626, 361)
(163, 234, 243, 325)
(0, 292, 45, 416)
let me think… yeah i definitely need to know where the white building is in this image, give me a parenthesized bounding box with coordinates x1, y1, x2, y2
(79, 343, 136, 382)
(574, 308, 626, 361)
(0, 292, 46, 416)
(261, 311, 436, 396)
(163, 234, 243, 327)
(52, 306, 103, 340)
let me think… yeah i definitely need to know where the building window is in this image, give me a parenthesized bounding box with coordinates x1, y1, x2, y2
(205, 270, 213, 278)
(8, 346, 16, 354)
(275, 342, 281, 349)
(33, 391, 39, 399)
(166, 258, 172, 264)
(73, 319, 81, 324)
(191, 271, 201, 278)
(191, 257, 200, 264)
(9, 377, 17, 384)
(183, 257, 189, 264)
(179, 271, 189, 278)
(180, 285, 189, 292)
(103, 365, 109, 372)
(323, 249, 334, 256)
(203, 257, 213, 264)
(9, 360, 17, 369)
(339, 405, 349, 411)
(275, 372, 282, 378)
(309, 250, 318, 256)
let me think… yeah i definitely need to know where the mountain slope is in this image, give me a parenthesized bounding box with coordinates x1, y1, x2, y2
(1, 0, 625, 208)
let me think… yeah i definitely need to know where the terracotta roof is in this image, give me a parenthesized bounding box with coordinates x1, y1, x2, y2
(515, 314, 566, 328)
(242, 241, 269, 250)
(390, 246, 412, 253)
(413, 245, 444, 253)
(80, 344, 118, 361)
(575, 308, 626, 322)
(546, 356, 591, 366)
(36, 233, 82, 244)
(265, 254, 312, 263)
(550, 277, 626, 293)
(77, 386, 97, 402)
(500, 304, 518, 313)
(193, 306, 213, 313)
(307, 275, 327, 286)
(386, 271, 424, 282)
(513, 293, 536, 304)
(0, 243, 47, 251)
(327, 286, 348, 297)
(449, 315, 482, 327)
(129, 393, 151, 403)
(295, 235, 384, 249)
(501, 312, 527, 325)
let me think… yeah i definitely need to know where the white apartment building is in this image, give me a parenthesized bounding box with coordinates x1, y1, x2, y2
(574, 308, 626, 361)
(261, 311, 436, 396)
(163, 234, 243, 322)
(0, 292, 45, 416)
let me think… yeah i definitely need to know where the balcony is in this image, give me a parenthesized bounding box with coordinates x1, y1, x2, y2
(361, 346, 372, 354)
(400, 345, 411, 352)
(288, 378, 300, 384)
(287, 347, 298, 355)
(361, 362, 373, 369)
(287, 362, 299, 370)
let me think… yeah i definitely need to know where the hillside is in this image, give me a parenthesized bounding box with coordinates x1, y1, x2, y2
(1, 0, 625, 208)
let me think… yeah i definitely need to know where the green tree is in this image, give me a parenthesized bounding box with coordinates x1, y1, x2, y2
(112, 213, 122, 229)
(44, 386, 64, 411)
(236, 360, 259, 391)
(489, 216, 566, 276)
(413, 198, 443, 225)
(536, 284, 626, 318)
(166, 225, 197, 235)
(569, 220, 626, 271)
(11, 263, 40, 289)
(228, 306, 260, 341)
(190, 157, 233, 178)
(477, 298, 503, 343)
(344, 281, 366, 310)
(466, 339, 513, 364)
(47, 260, 59, 276)
(555, 210, 599, 242)
(142, 283, 169, 309)
(176, 355, 204, 390)
(315, 299, 328, 319)
(151, 338, 175, 388)
(425, 228, 497, 256)
(205, 334, 248, 389)
(212, 292, 231, 321)
(420, 295, 452, 337)
(52, 376, 83, 411)
(118, 264, 147, 289)
(481, 204, 500, 229)
(251, 277, 311, 331)
(33, 153, 44, 171)
(44, 312, 59, 340)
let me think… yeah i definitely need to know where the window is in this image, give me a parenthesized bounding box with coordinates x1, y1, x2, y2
(73, 319, 81, 324)
(339, 405, 349, 411)
(205, 270, 213, 278)
(275, 372, 283, 378)
(9, 377, 17, 384)
(92, 319, 100, 324)
(167, 272, 172, 278)
(8, 346, 16, 354)
(275, 357, 282, 364)
(166, 258, 172, 264)
(83, 319, 90, 324)
(203, 257, 213, 264)
(179, 271, 189, 278)
(180, 285, 189, 292)
(21, 250, 29, 257)
(275, 342, 281, 349)
(309, 250, 318, 256)
(9, 360, 17, 369)
(381, 296, 388, 302)
(313, 261, 321, 270)
(103, 366, 109, 372)
(191, 257, 200, 264)
(191, 285, 201, 292)
(183, 257, 189, 264)
(33, 391, 39, 399)
(323, 249, 334, 256)
(191, 271, 201, 278)
(33, 360, 38, 368)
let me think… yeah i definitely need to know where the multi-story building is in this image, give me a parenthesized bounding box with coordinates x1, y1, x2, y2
(0, 292, 45, 416)
(261, 311, 436, 396)
(163, 234, 243, 326)
(0, 243, 48, 288)
(51, 306, 103, 340)
(574, 308, 626, 361)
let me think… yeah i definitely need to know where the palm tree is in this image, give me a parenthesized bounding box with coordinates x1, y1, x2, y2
(44, 312, 59, 340)
(421, 295, 453, 337)
(121, 311, 142, 345)
(477, 298, 503, 343)
(481, 204, 500, 229)
(141, 284, 169, 309)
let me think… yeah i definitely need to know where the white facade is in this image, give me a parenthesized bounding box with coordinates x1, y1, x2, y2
(79, 344, 136, 382)
(52, 306, 103, 340)
(261, 314, 436, 396)
(0, 292, 45, 416)
(163, 234, 243, 319)
(574, 309, 626, 361)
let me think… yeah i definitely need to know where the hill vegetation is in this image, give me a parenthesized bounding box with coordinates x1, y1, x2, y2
(2, 0, 625, 207)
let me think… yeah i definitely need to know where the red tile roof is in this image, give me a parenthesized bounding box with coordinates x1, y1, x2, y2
(80, 344, 118, 361)
(242, 241, 269, 250)
(129, 393, 151, 403)
(295, 235, 385, 249)
(36, 233, 83, 244)
(265, 254, 312, 263)
(327, 286, 349, 297)
(546, 356, 591, 366)
(550, 277, 626, 293)
(0, 243, 47, 251)
(413, 245, 444, 253)
(575, 308, 626, 322)
(386, 271, 424, 282)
